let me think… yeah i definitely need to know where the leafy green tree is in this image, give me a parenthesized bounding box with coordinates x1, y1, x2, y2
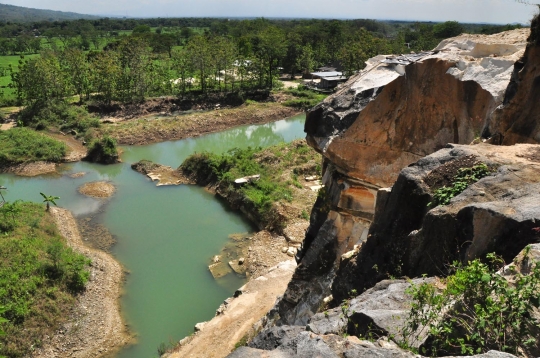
(11, 51, 70, 106)
(133, 24, 152, 35)
(60, 48, 91, 103)
(296, 44, 315, 78)
(433, 21, 464, 38)
(152, 33, 177, 57)
(253, 26, 287, 88)
(1, 200, 22, 223)
(116, 37, 152, 102)
(89, 50, 121, 104)
(187, 35, 211, 93)
(211, 36, 236, 92)
(171, 47, 194, 96)
(40, 192, 59, 211)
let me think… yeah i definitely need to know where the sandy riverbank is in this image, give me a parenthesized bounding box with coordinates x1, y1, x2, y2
(30, 208, 132, 358)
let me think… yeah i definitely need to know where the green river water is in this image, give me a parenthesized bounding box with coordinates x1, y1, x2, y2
(0, 114, 306, 358)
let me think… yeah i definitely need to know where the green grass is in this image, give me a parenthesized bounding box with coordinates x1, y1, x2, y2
(180, 140, 320, 230)
(0, 127, 67, 167)
(0, 54, 39, 103)
(283, 85, 328, 110)
(0, 201, 91, 357)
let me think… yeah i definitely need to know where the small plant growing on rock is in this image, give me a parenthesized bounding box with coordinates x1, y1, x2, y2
(429, 163, 490, 207)
(401, 252, 540, 356)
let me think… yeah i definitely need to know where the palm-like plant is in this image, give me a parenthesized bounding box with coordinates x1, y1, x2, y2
(40, 192, 60, 211)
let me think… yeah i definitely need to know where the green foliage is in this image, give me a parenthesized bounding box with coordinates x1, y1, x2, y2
(0, 128, 66, 166)
(233, 334, 249, 350)
(429, 163, 490, 207)
(85, 135, 119, 164)
(402, 253, 540, 356)
(0, 202, 90, 357)
(181, 141, 319, 229)
(40, 192, 60, 211)
(433, 21, 464, 38)
(17, 100, 100, 138)
(283, 85, 327, 110)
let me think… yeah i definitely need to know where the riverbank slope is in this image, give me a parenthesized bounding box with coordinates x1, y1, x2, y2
(30, 208, 131, 358)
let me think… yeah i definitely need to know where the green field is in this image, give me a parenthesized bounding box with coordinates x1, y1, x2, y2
(0, 54, 39, 103)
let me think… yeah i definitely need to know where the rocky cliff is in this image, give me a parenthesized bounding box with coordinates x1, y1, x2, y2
(273, 28, 533, 328)
(226, 25, 540, 358)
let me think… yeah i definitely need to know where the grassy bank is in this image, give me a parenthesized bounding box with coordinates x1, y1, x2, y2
(98, 100, 300, 145)
(0, 201, 91, 357)
(282, 85, 328, 110)
(180, 139, 321, 231)
(0, 127, 66, 167)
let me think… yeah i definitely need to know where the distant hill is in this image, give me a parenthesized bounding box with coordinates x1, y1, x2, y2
(0, 3, 100, 23)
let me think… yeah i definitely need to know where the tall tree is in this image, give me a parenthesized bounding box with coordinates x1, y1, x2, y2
(253, 26, 287, 88)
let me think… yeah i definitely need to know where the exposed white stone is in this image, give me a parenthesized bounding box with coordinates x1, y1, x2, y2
(431, 29, 528, 102)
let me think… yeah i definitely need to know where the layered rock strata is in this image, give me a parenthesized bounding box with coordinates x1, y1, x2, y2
(273, 28, 535, 328)
(332, 143, 540, 302)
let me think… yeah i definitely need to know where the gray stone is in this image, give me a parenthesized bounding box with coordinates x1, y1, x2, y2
(227, 346, 292, 357)
(439, 351, 517, 358)
(333, 143, 540, 303)
(308, 278, 433, 348)
(307, 308, 347, 335)
(248, 325, 305, 351)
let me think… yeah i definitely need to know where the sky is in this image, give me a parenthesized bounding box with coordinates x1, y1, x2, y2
(1, 0, 537, 24)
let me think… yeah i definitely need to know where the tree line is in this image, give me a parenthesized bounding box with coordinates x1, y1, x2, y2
(5, 18, 524, 108)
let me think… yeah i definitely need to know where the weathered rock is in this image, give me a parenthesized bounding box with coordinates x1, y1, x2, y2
(485, 25, 540, 145)
(332, 143, 540, 303)
(194, 321, 207, 332)
(283, 221, 309, 244)
(308, 278, 435, 348)
(271, 29, 534, 329)
(131, 160, 191, 186)
(170, 261, 296, 358)
(232, 332, 420, 358)
(247, 325, 306, 351)
(306, 29, 528, 188)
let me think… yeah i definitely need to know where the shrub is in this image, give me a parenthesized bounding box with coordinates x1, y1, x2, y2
(0, 202, 90, 357)
(429, 163, 490, 207)
(84, 135, 119, 164)
(0, 128, 66, 166)
(283, 86, 327, 110)
(17, 100, 100, 139)
(402, 252, 540, 356)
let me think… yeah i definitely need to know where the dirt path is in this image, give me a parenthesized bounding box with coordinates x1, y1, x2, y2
(31, 208, 132, 358)
(46, 132, 88, 162)
(166, 260, 296, 358)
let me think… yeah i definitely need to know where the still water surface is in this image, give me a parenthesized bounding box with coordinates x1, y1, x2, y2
(0, 114, 306, 358)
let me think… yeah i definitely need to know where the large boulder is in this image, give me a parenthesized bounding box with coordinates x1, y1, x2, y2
(273, 29, 532, 328)
(332, 143, 540, 302)
(306, 29, 528, 187)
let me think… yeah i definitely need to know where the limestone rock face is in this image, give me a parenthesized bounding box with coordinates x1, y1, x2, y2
(486, 43, 540, 144)
(332, 143, 540, 302)
(306, 29, 528, 188)
(272, 28, 536, 327)
(230, 332, 419, 358)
